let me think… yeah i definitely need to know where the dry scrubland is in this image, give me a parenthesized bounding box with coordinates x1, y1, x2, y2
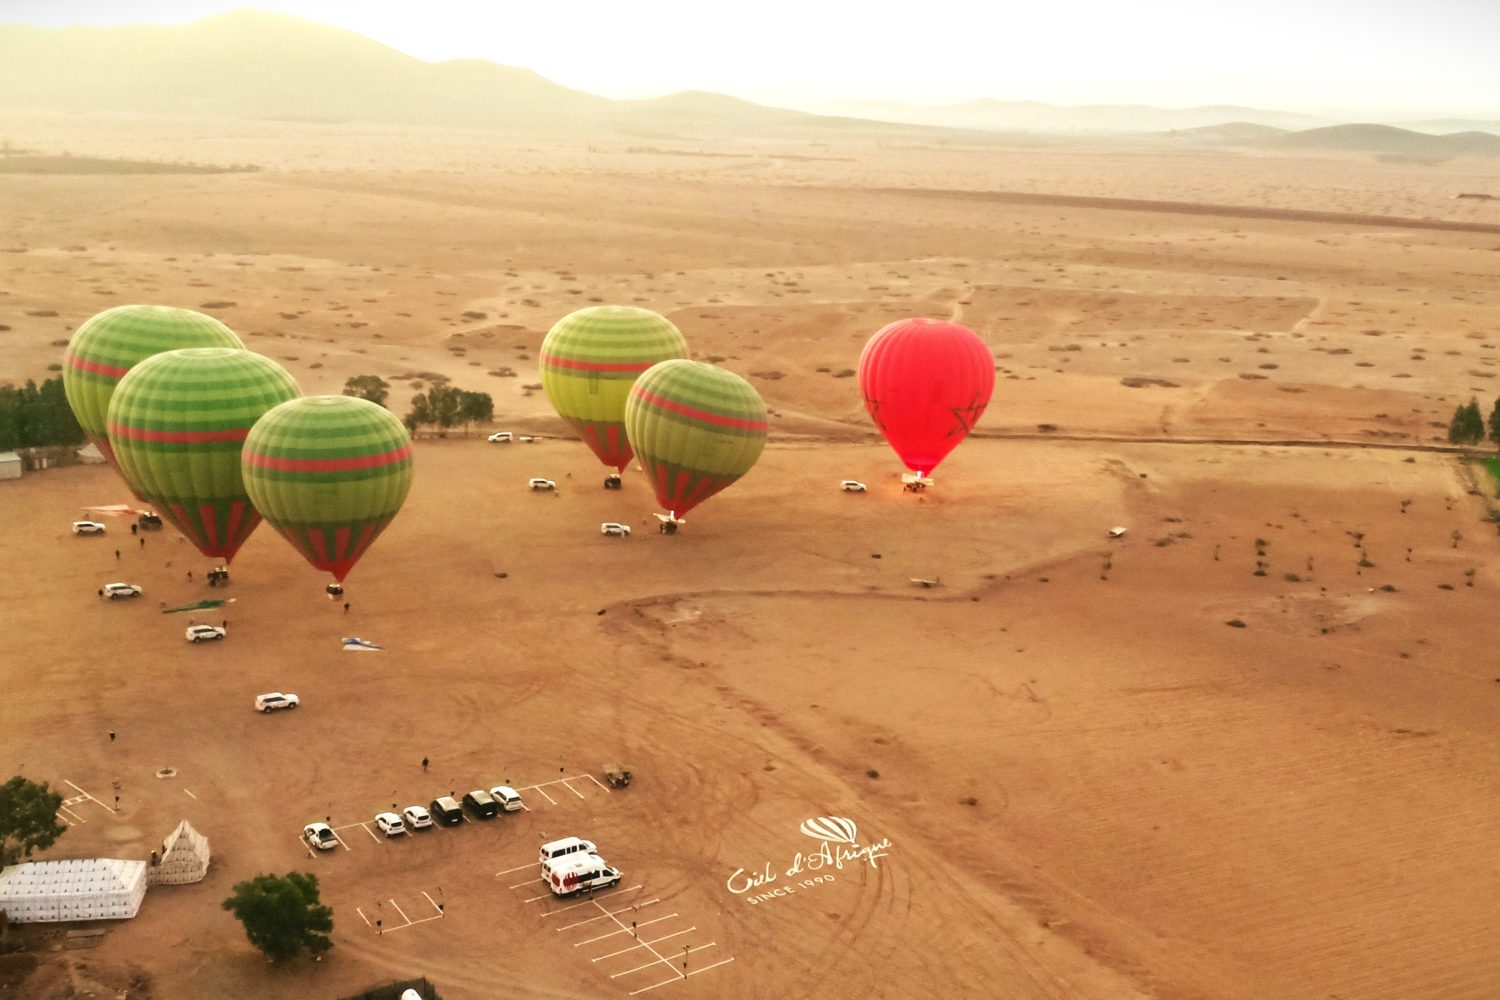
(3, 114, 1500, 1000)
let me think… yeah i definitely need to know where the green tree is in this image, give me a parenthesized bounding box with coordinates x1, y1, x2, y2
(222, 872, 333, 963)
(404, 392, 433, 434)
(0, 385, 20, 451)
(458, 390, 493, 436)
(0, 776, 65, 867)
(429, 384, 462, 433)
(1449, 399, 1485, 445)
(35, 376, 83, 447)
(342, 375, 390, 408)
(1488, 396, 1500, 449)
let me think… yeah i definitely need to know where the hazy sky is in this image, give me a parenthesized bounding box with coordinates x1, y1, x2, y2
(7, 1, 1498, 117)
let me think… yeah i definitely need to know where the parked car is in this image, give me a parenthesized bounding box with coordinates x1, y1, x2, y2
(528, 477, 556, 491)
(429, 796, 463, 826)
(72, 520, 107, 535)
(489, 785, 524, 812)
(840, 480, 867, 493)
(137, 512, 163, 529)
(303, 822, 338, 851)
(462, 789, 499, 819)
(402, 805, 433, 830)
(254, 692, 299, 713)
(600, 522, 631, 537)
(543, 853, 621, 897)
(185, 624, 226, 643)
(487, 431, 513, 443)
(374, 811, 406, 836)
(603, 473, 622, 490)
(540, 836, 598, 866)
(101, 582, 142, 600)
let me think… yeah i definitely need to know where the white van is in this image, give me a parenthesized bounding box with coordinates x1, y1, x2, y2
(539, 836, 598, 867)
(543, 853, 621, 897)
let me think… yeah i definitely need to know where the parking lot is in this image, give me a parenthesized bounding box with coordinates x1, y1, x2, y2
(498, 859, 735, 996)
(299, 770, 612, 859)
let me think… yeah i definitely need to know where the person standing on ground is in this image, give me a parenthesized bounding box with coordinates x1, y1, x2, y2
(343, 601, 350, 614)
(109, 729, 116, 743)
(422, 756, 429, 772)
(115, 548, 120, 560)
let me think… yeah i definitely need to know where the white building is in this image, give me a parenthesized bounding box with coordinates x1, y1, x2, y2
(0, 858, 147, 923)
(0, 451, 20, 481)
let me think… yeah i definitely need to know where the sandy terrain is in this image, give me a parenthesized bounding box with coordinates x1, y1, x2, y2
(3, 113, 1500, 1000)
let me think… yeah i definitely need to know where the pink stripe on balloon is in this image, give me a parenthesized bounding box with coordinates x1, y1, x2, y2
(543, 356, 656, 373)
(67, 354, 130, 379)
(631, 388, 767, 431)
(243, 444, 412, 473)
(108, 423, 249, 444)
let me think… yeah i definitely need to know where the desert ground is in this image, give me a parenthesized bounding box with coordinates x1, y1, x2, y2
(3, 113, 1500, 1000)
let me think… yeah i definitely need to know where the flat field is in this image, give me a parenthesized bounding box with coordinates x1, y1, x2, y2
(3, 114, 1500, 999)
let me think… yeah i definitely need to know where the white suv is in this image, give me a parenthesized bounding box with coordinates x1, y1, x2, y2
(374, 811, 406, 836)
(303, 822, 338, 851)
(529, 477, 556, 490)
(600, 522, 631, 537)
(101, 582, 142, 600)
(254, 692, 299, 713)
(840, 480, 867, 493)
(185, 624, 226, 643)
(73, 520, 107, 535)
(487, 431, 513, 443)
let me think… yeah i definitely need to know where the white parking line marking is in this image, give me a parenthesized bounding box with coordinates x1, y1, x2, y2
(620, 945, 723, 991)
(356, 907, 373, 929)
(511, 877, 544, 890)
(555, 897, 657, 932)
(576, 914, 677, 948)
(359, 823, 380, 843)
(538, 885, 647, 915)
(561, 778, 586, 800)
(583, 772, 612, 793)
(495, 860, 536, 877)
(530, 785, 557, 806)
(389, 898, 410, 925)
(183, 788, 197, 800)
(592, 926, 695, 962)
(421, 891, 443, 917)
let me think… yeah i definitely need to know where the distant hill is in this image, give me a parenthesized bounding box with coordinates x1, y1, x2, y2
(817, 98, 1330, 134)
(1163, 122, 1290, 143)
(1269, 124, 1500, 157)
(0, 10, 991, 144)
(0, 10, 607, 128)
(1393, 118, 1500, 137)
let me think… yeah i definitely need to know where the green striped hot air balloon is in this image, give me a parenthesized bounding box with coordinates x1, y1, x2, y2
(242, 396, 413, 583)
(106, 348, 300, 562)
(540, 306, 688, 473)
(624, 359, 767, 522)
(62, 305, 244, 472)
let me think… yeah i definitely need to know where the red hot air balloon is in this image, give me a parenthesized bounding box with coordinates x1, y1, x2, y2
(857, 318, 994, 477)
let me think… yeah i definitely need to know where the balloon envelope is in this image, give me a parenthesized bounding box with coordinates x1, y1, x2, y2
(62, 305, 244, 471)
(242, 395, 414, 582)
(624, 359, 767, 518)
(857, 318, 994, 475)
(106, 348, 300, 562)
(540, 306, 688, 471)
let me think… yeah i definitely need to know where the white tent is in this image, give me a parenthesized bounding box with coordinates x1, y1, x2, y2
(148, 820, 210, 886)
(0, 451, 20, 481)
(0, 858, 147, 923)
